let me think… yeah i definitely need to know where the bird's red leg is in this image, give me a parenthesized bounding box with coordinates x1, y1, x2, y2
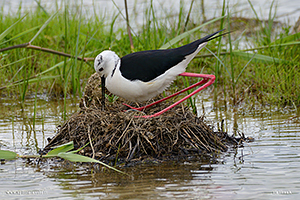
(137, 72, 216, 118)
(135, 72, 215, 118)
(123, 79, 206, 111)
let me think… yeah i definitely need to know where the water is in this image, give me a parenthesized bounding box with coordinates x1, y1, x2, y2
(1, 0, 300, 199)
(0, 96, 299, 199)
(2, 0, 300, 26)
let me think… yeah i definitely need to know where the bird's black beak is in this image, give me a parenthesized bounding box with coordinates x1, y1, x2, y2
(101, 76, 106, 111)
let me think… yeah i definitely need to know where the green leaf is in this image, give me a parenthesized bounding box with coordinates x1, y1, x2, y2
(0, 14, 27, 41)
(29, 9, 60, 43)
(44, 141, 74, 158)
(159, 15, 226, 49)
(58, 152, 127, 175)
(232, 51, 283, 63)
(0, 150, 18, 160)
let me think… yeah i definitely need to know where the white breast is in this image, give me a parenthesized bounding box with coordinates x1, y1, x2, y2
(105, 42, 207, 102)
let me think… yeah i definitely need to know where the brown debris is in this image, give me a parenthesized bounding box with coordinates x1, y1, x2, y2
(43, 73, 244, 165)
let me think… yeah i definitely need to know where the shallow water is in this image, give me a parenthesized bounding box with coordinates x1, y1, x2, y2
(0, 96, 299, 199)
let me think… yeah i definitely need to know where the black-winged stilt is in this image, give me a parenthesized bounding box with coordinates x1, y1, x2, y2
(94, 30, 224, 118)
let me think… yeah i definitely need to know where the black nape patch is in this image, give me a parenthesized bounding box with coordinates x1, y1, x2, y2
(111, 58, 119, 78)
(97, 55, 103, 66)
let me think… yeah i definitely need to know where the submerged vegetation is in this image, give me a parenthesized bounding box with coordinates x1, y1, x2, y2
(0, 0, 299, 116)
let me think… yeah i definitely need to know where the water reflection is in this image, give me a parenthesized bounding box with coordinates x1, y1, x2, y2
(38, 159, 219, 199)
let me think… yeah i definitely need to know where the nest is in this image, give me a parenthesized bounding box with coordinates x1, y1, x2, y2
(43, 73, 245, 165)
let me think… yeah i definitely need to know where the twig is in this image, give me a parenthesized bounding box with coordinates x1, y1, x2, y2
(201, 0, 206, 22)
(184, 0, 195, 31)
(0, 43, 94, 62)
(116, 117, 133, 145)
(0, 43, 30, 51)
(141, 132, 157, 153)
(87, 125, 95, 159)
(124, 0, 134, 51)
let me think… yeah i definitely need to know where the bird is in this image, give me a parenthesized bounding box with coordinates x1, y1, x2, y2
(94, 29, 225, 118)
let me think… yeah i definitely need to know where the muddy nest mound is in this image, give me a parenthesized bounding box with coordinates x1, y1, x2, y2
(44, 73, 245, 164)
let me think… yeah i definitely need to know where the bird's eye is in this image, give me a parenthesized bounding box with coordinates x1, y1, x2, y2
(99, 67, 104, 72)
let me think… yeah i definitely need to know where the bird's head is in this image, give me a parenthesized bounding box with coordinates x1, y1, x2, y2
(94, 50, 120, 78)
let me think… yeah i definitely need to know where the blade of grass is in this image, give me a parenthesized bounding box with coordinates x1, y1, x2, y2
(33, 78, 39, 128)
(205, 46, 230, 76)
(150, 0, 158, 48)
(20, 68, 29, 105)
(226, 5, 235, 104)
(111, 0, 138, 39)
(1, 75, 60, 90)
(63, 3, 69, 120)
(29, 9, 60, 43)
(177, 0, 184, 34)
(232, 51, 283, 63)
(159, 15, 226, 49)
(77, 30, 89, 97)
(234, 52, 257, 85)
(196, 41, 300, 59)
(37, 50, 94, 76)
(214, 0, 226, 104)
(72, 0, 83, 96)
(0, 25, 41, 46)
(0, 150, 18, 160)
(8, 65, 24, 84)
(0, 14, 27, 41)
(247, 0, 262, 28)
(108, 13, 119, 45)
(57, 152, 128, 175)
(34, 0, 49, 16)
(44, 141, 74, 157)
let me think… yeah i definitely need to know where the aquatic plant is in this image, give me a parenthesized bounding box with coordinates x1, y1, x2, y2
(0, 141, 127, 175)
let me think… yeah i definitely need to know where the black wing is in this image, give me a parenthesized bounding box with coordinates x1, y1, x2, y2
(120, 30, 224, 82)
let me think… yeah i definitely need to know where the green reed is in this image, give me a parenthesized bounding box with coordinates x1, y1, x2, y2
(0, 0, 299, 118)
